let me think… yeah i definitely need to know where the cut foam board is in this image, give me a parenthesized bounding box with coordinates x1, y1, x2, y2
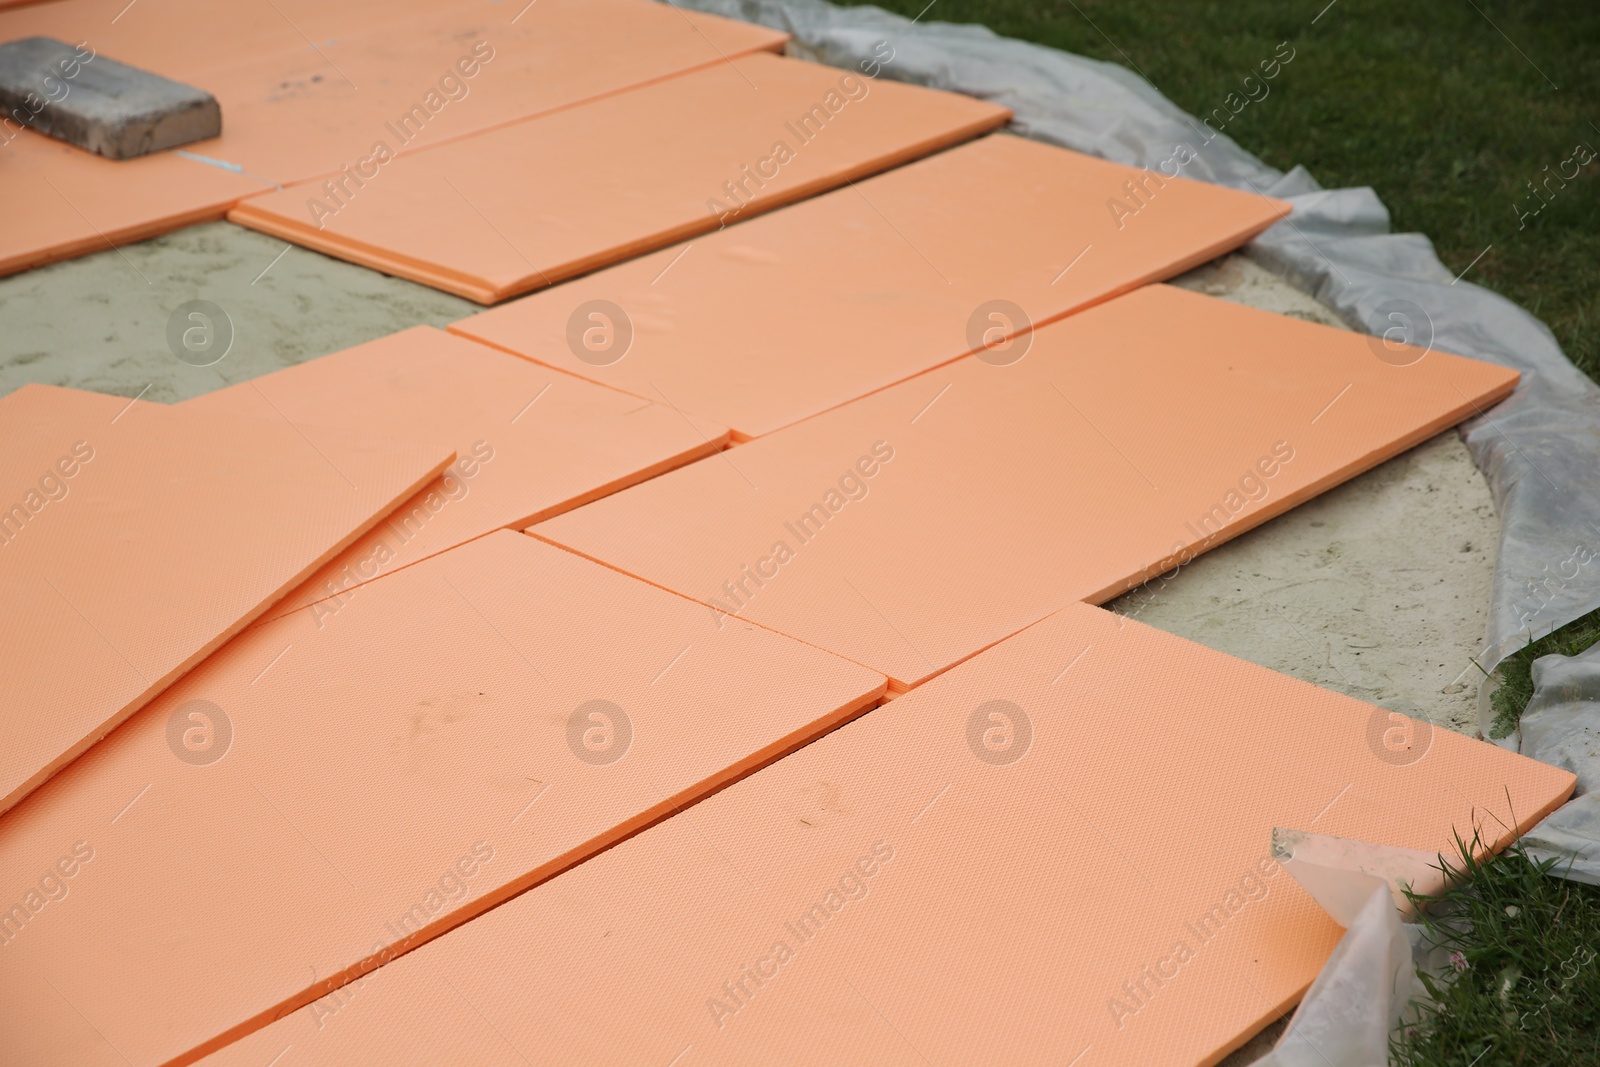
(0, 384, 451, 816)
(0, 530, 885, 1067)
(452, 132, 1288, 439)
(0, 0, 787, 273)
(185, 325, 728, 620)
(195, 601, 1576, 1067)
(228, 52, 1011, 303)
(532, 284, 1520, 691)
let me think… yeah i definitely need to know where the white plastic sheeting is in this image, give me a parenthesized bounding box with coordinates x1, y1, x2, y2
(1258, 833, 1476, 1067)
(1514, 642, 1600, 883)
(1255, 880, 1418, 1067)
(663, 0, 1600, 876)
(1273, 828, 1450, 921)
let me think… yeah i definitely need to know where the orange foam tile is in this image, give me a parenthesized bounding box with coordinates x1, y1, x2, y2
(0, 130, 270, 277)
(0, 0, 787, 272)
(184, 326, 727, 620)
(196, 601, 1576, 1067)
(0, 530, 885, 1067)
(0, 0, 464, 73)
(185, 0, 789, 187)
(533, 284, 1519, 691)
(227, 53, 1010, 303)
(452, 133, 1287, 439)
(0, 0, 483, 274)
(0, 385, 451, 817)
(0, 0, 786, 120)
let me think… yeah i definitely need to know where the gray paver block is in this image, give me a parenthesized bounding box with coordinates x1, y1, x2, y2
(0, 37, 220, 159)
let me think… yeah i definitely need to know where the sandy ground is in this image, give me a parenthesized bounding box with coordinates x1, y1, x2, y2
(0, 225, 1500, 1065)
(0, 221, 475, 403)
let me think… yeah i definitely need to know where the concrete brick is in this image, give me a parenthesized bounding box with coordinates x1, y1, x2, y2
(0, 37, 220, 159)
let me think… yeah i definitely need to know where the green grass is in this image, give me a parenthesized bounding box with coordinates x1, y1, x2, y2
(1394, 833, 1600, 1067)
(1488, 606, 1600, 738)
(840, 0, 1600, 383)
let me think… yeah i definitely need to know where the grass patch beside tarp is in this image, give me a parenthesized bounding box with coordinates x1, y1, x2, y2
(840, 0, 1600, 385)
(1488, 607, 1600, 739)
(1394, 834, 1600, 1067)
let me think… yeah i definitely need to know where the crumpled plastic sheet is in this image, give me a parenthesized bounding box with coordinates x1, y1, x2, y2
(1515, 641, 1600, 883)
(1258, 836, 1470, 1067)
(1255, 881, 1419, 1067)
(1261, 829, 1470, 1066)
(664, 0, 1600, 867)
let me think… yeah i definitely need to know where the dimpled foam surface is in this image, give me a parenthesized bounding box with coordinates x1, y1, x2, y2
(451, 133, 1288, 439)
(532, 284, 1519, 690)
(228, 53, 1010, 304)
(195, 601, 1575, 1067)
(0, 530, 885, 1067)
(185, 325, 727, 621)
(0, 383, 451, 817)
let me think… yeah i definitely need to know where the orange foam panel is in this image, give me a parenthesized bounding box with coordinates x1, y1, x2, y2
(184, 325, 727, 620)
(178, 0, 789, 186)
(0, 0, 787, 273)
(533, 284, 1520, 691)
(228, 52, 1011, 304)
(452, 133, 1288, 439)
(196, 601, 1575, 1067)
(0, 530, 885, 1067)
(0, 0, 484, 70)
(0, 385, 451, 816)
(0, 131, 270, 277)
